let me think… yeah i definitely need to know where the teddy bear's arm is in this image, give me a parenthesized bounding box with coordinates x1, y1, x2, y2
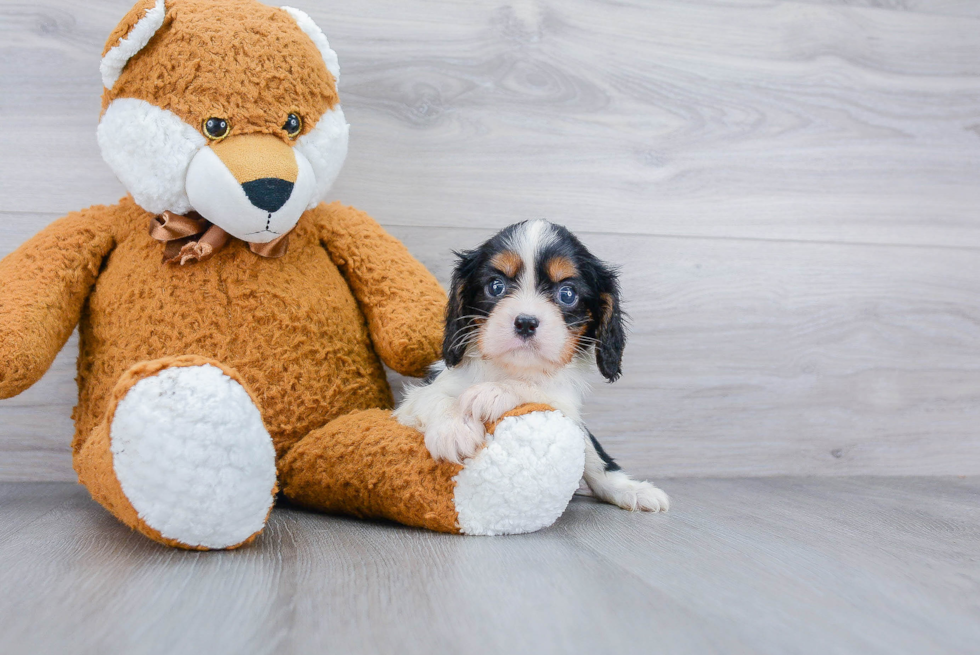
(313, 202, 446, 377)
(0, 206, 117, 399)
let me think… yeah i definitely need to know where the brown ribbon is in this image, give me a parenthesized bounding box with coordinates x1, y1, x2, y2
(149, 211, 290, 265)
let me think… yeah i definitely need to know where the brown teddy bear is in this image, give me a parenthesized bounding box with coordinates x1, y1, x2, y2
(0, 0, 585, 549)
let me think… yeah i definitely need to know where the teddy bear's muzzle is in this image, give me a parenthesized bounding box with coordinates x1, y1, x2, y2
(185, 133, 317, 244)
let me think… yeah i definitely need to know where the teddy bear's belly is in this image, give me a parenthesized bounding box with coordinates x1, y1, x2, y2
(72, 232, 392, 459)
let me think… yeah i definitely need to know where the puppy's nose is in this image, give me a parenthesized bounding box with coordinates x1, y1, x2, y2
(241, 178, 294, 213)
(514, 314, 539, 339)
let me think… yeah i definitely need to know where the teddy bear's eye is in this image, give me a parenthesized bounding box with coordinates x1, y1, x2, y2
(203, 117, 230, 141)
(283, 113, 303, 138)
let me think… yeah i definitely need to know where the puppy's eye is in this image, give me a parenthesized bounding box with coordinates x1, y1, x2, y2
(486, 278, 507, 298)
(203, 117, 230, 141)
(283, 113, 303, 138)
(557, 285, 577, 306)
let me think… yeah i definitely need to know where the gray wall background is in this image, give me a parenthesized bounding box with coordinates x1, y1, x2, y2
(1, 0, 979, 480)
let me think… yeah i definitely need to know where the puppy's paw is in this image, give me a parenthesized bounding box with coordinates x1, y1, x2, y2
(592, 471, 670, 512)
(629, 481, 670, 513)
(424, 417, 487, 464)
(458, 382, 522, 427)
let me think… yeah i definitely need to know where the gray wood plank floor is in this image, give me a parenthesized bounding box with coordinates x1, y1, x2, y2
(0, 477, 977, 655)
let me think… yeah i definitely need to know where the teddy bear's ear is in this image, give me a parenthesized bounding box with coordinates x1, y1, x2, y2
(100, 0, 166, 90)
(280, 6, 341, 85)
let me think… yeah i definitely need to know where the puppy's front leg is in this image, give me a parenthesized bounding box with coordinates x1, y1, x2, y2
(583, 430, 669, 512)
(394, 379, 487, 464)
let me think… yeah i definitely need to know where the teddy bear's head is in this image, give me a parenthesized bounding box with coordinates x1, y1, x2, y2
(96, 0, 349, 243)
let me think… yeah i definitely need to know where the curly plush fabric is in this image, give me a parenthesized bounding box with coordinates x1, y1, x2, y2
(63, 196, 444, 461)
(279, 408, 464, 532)
(279, 404, 583, 535)
(0, 206, 117, 399)
(75, 355, 275, 550)
(453, 408, 586, 536)
(102, 0, 338, 140)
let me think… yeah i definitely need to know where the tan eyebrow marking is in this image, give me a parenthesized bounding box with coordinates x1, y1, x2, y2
(490, 251, 522, 278)
(546, 256, 578, 283)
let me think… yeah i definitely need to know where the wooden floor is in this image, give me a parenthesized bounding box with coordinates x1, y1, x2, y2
(0, 477, 976, 654)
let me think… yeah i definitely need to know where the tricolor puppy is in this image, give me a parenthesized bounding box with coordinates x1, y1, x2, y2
(395, 220, 669, 512)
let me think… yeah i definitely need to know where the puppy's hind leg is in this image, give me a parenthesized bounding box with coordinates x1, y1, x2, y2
(583, 430, 669, 512)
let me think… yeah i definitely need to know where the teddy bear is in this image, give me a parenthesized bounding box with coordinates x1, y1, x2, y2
(0, 0, 586, 549)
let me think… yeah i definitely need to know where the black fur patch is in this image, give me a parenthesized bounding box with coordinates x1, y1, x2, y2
(588, 429, 621, 472)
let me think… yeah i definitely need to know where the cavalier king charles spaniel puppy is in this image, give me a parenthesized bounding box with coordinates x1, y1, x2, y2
(395, 219, 668, 512)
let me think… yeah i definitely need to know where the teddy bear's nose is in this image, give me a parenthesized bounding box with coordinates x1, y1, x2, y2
(241, 178, 294, 213)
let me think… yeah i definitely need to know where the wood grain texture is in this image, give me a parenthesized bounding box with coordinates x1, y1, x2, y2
(2, 0, 980, 245)
(1, 0, 980, 479)
(0, 478, 977, 654)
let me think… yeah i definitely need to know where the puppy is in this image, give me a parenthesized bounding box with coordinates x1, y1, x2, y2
(395, 219, 669, 512)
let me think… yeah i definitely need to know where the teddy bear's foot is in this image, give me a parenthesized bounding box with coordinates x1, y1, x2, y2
(279, 404, 584, 536)
(452, 404, 586, 535)
(75, 356, 277, 549)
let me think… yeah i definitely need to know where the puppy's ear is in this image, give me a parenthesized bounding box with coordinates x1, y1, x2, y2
(443, 249, 480, 367)
(594, 274, 627, 382)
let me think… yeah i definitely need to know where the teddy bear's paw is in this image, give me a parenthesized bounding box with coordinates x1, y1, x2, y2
(452, 410, 585, 536)
(110, 364, 277, 549)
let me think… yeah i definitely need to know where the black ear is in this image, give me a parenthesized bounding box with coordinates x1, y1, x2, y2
(595, 281, 627, 382)
(443, 249, 480, 367)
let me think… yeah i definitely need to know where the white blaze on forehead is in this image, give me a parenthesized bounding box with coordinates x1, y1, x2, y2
(506, 219, 558, 292)
(100, 0, 166, 89)
(281, 6, 341, 84)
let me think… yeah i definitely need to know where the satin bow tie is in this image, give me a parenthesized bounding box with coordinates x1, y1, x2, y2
(149, 211, 290, 265)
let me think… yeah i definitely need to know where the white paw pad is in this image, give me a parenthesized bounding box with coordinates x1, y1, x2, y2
(110, 364, 277, 549)
(452, 410, 585, 536)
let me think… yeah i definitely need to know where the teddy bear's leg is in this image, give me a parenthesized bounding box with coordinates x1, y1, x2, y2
(73, 356, 277, 550)
(279, 404, 585, 535)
